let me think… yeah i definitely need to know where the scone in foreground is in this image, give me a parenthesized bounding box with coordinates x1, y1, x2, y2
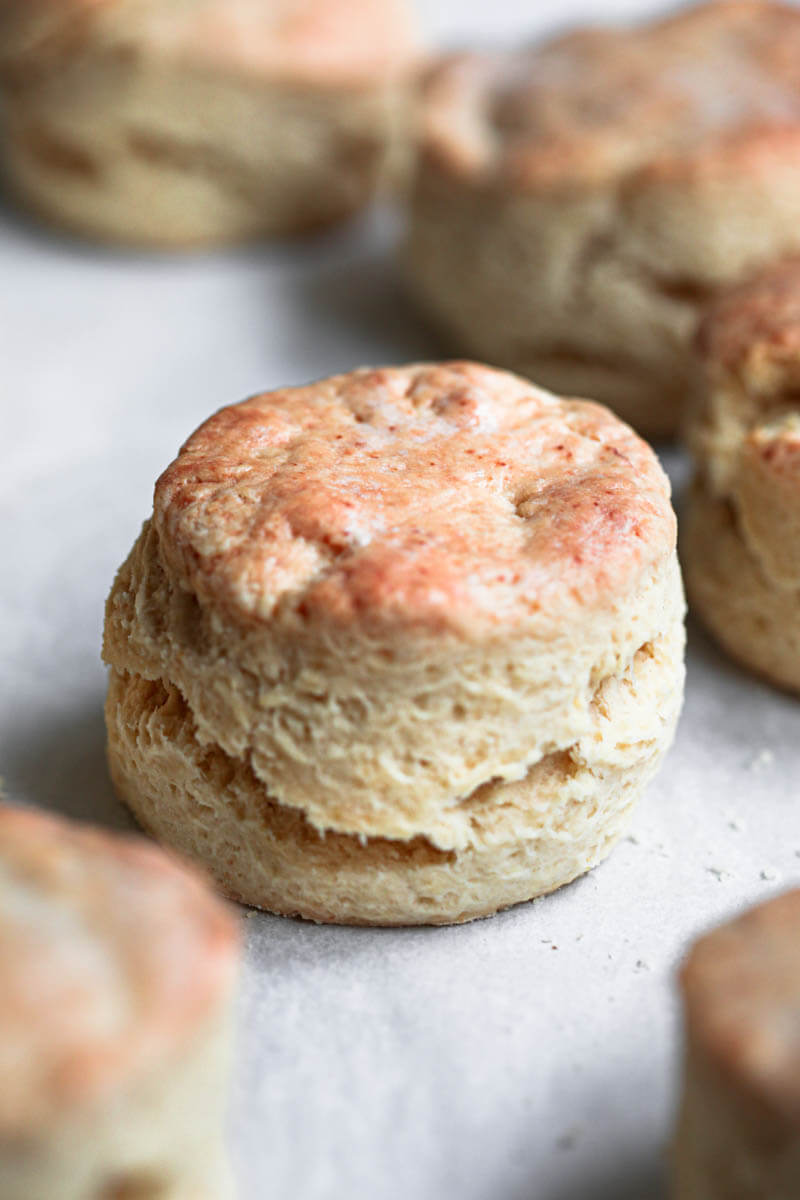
(0, 804, 240, 1200)
(407, 0, 800, 439)
(674, 890, 800, 1199)
(0, 0, 419, 246)
(684, 258, 800, 692)
(103, 362, 685, 925)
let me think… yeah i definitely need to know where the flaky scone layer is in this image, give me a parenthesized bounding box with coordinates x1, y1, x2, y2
(407, 2, 800, 437)
(106, 610, 683, 925)
(104, 363, 682, 845)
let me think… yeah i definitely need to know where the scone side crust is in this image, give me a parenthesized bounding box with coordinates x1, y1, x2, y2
(686, 259, 800, 601)
(420, 1, 800, 190)
(105, 611, 683, 923)
(0, 805, 239, 1136)
(152, 362, 675, 637)
(103, 514, 685, 841)
(0, 0, 422, 88)
(681, 891, 800, 1125)
(682, 482, 800, 693)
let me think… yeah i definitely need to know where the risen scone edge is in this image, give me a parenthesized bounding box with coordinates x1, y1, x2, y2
(103, 362, 685, 924)
(683, 258, 800, 692)
(0, 806, 239, 1200)
(406, 2, 800, 438)
(0, 0, 420, 245)
(673, 890, 800, 1200)
(106, 605, 683, 925)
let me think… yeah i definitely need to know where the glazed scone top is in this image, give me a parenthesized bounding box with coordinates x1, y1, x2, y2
(423, 1, 800, 187)
(0, 0, 420, 85)
(153, 362, 674, 638)
(0, 806, 239, 1136)
(682, 891, 800, 1124)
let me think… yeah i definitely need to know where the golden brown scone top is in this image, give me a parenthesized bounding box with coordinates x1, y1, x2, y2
(0, 0, 420, 85)
(154, 362, 674, 637)
(422, 0, 800, 186)
(682, 890, 800, 1124)
(698, 257, 800, 378)
(0, 805, 239, 1136)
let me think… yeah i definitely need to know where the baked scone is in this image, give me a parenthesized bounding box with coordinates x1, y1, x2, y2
(406, 0, 800, 439)
(674, 890, 800, 1199)
(683, 258, 800, 691)
(0, 0, 419, 246)
(103, 361, 685, 925)
(0, 804, 240, 1200)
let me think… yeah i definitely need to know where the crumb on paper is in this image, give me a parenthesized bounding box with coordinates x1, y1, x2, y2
(748, 748, 774, 771)
(727, 816, 745, 832)
(625, 834, 640, 846)
(635, 959, 650, 972)
(556, 1130, 580, 1151)
(760, 868, 780, 882)
(706, 866, 731, 881)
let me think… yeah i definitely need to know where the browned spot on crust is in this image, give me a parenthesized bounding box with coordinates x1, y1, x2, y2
(14, 122, 98, 178)
(100, 1173, 170, 1200)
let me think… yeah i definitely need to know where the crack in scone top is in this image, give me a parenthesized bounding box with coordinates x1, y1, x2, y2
(154, 363, 675, 637)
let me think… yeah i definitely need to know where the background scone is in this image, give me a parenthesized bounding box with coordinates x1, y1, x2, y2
(683, 258, 800, 691)
(406, 0, 800, 439)
(0, 804, 240, 1200)
(103, 361, 685, 926)
(674, 890, 800, 1199)
(0, 0, 419, 246)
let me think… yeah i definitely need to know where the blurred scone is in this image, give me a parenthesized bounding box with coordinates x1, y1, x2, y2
(683, 258, 800, 691)
(0, 804, 239, 1200)
(674, 890, 800, 1199)
(0, 0, 419, 245)
(406, 0, 800, 439)
(103, 361, 685, 925)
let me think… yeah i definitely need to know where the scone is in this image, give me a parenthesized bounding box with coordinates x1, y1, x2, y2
(0, 804, 240, 1200)
(103, 361, 685, 926)
(674, 890, 800, 1199)
(0, 0, 419, 246)
(406, 0, 800, 439)
(683, 258, 800, 691)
